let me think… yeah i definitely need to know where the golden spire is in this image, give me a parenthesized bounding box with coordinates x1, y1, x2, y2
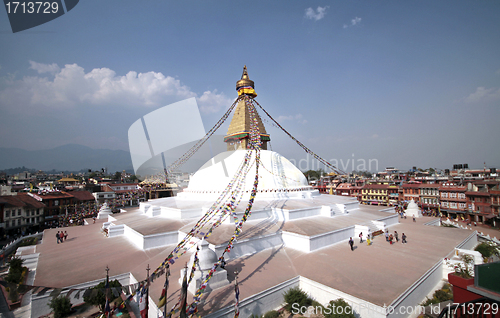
(236, 65, 257, 98)
(224, 66, 269, 150)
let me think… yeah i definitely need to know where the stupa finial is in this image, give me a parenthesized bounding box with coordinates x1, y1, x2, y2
(236, 65, 257, 98)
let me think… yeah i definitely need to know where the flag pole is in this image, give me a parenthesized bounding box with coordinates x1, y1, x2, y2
(163, 264, 169, 318)
(146, 264, 150, 318)
(105, 265, 110, 318)
(180, 263, 188, 318)
(234, 270, 240, 318)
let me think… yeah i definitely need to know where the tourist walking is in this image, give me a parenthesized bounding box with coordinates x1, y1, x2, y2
(402, 233, 407, 244)
(394, 231, 399, 242)
(59, 231, 64, 243)
(348, 237, 354, 251)
(413, 216, 416, 222)
(56, 231, 60, 244)
(64, 231, 68, 241)
(389, 234, 394, 245)
(359, 232, 363, 243)
(367, 235, 371, 246)
(385, 230, 389, 242)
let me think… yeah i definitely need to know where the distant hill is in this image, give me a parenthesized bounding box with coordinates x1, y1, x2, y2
(0, 144, 133, 173)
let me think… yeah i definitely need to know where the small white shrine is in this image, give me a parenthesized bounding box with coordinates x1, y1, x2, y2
(405, 199, 422, 218)
(97, 202, 113, 219)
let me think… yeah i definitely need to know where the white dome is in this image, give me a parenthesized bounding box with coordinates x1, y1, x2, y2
(179, 150, 313, 200)
(190, 239, 218, 271)
(405, 199, 422, 218)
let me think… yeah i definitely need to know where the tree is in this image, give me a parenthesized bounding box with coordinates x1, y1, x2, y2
(83, 279, 122, 312)
(114, 171, 122, 181)
(49, 295, 72, 318)
(475, 242, 500, 260)
(6, 257, 25, 284)
(325, 298, 356, 318)
(304, 170, 321, 181)
(283, 287, 312, 313)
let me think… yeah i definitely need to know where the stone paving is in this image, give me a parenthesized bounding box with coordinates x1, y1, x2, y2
(28, 214, 480, 317)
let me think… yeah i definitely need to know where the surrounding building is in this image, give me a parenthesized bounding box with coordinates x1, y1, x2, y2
(439, 183, 467, 219)
(0, 192, 45, 235)
(28, 191, 75, 227)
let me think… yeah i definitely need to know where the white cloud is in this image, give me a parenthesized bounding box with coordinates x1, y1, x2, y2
(351, 17, 362, 26)
(464, 86, 500, 103)
(29, 60, 60, 74)
(305, 6, 329, 21)
(197, 90, 233, 114)
(343, 16, 362, 29)
(277, 114, 308, 125)
(0, 62, 230, 114)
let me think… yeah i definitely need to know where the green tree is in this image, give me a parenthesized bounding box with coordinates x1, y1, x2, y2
(325, 298, 355, 318)
(283, 287, 312, 313)
(475, 242, 500, 259)
(304, 170, 320, 181)
(6, 257, 25, 284)
(49, 295, 72, 318)
(263, 310, 280, 318)
(83, 279, 122, 312)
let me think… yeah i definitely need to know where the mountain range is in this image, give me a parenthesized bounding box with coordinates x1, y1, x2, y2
(0, 144, 133, 173)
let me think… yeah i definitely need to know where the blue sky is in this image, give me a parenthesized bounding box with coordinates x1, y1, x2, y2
(1, 1, 499, 172)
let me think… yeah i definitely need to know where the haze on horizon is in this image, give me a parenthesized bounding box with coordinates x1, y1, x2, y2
(1, 1, 499, 172)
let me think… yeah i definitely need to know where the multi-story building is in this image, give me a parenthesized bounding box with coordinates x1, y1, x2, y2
(419, 184, 440, 213)
(490, 185, 500, 227)
(360, 183, 398, 205)
(104, 183, 145, 207)
(28, 191, 75, 226)
(401, 183, 420, 203)
(335, 183, 356, 196)
(0, 193, 45, 235)
(439, 183, 467, 218)
(465, 181, 499, 224)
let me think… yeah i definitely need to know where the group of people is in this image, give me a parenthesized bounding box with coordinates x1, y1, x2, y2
(349, 230, 408, 251)
(56, 230, 68, 244)
(384, 230, 407, 244)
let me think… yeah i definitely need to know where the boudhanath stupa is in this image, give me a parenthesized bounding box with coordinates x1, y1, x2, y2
(26, 68, 477, 318)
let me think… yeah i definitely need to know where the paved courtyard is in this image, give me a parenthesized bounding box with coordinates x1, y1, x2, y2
(31, 214, 477, 316)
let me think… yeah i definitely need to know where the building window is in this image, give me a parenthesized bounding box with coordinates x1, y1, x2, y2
(441, 193, 448, 198)
(5, 211, 9, 218)
(5, 221, 9, 227)
(18, 209, 21, 216)
(17, 219, 21, 226)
